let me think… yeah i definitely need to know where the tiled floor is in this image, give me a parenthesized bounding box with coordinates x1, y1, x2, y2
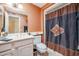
(47, 48, 63, 56)
(37, 48, 63, 56)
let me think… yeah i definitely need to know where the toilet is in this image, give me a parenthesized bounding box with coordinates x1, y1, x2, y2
(34, 35, 48, 55)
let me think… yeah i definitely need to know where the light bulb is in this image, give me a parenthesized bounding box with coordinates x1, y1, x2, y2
(17, 4, 23, 9)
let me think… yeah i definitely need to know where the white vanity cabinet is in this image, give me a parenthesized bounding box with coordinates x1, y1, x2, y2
(0, 38, 33, 56)
(14, 39, 33, 56)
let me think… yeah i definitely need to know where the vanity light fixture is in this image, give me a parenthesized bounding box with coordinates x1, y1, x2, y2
(17, 4, 23, 9)
(6, 3, 14, 7)
(6, 3, 23, 9)
(6, 3, 17, 8)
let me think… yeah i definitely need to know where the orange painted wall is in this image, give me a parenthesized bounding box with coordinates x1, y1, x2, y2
(21, 3, 41, 32)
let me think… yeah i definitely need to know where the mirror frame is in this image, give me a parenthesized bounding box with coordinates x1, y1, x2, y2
(5, 12, 20, 33)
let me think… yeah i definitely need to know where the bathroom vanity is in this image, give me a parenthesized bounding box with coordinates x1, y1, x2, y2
(0, 5, 34, 56)
(0, 33, 34, 56)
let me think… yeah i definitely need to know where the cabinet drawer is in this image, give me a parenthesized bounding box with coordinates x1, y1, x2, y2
(0, 50, 12, 56)
(14, 39, 33, 47)
(0, 43, 12, 52)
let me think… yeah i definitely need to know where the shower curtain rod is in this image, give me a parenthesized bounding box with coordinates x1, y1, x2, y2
(46, 3, 71, 14)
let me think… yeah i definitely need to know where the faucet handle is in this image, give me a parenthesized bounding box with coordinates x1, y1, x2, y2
(1, 32, 8, 37)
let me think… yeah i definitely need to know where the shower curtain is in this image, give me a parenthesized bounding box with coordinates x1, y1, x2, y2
(46, 3, 79, 55)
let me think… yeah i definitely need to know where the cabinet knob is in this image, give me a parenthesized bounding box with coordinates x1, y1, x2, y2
(11, 48, 15, 51)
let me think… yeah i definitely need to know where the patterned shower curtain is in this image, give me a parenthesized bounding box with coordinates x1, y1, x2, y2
(46, 3, 79, 51)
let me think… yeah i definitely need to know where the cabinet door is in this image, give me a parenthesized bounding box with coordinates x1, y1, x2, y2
(17, 44, 33, 56)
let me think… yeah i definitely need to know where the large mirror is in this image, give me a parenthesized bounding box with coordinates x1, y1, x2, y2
(20, 15, 28, 32)
(5, 12, 28, 33)
(8, 14, 20, 33)
(5, 13, 20, 33)
(0, 4, 28, 33)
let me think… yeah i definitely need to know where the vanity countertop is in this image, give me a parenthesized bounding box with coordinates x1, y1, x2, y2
(0, 33, 34, 45)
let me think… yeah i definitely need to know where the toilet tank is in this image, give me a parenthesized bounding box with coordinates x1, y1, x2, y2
(34, 35, 41, 45)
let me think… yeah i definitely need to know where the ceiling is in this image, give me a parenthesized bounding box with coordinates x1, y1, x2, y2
(33, 3, 46, 8)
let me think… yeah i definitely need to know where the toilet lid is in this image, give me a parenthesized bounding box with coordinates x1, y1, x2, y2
(36, 43, 47, 50)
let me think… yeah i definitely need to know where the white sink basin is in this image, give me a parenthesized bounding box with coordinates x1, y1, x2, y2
(0, 36, 12, 41)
